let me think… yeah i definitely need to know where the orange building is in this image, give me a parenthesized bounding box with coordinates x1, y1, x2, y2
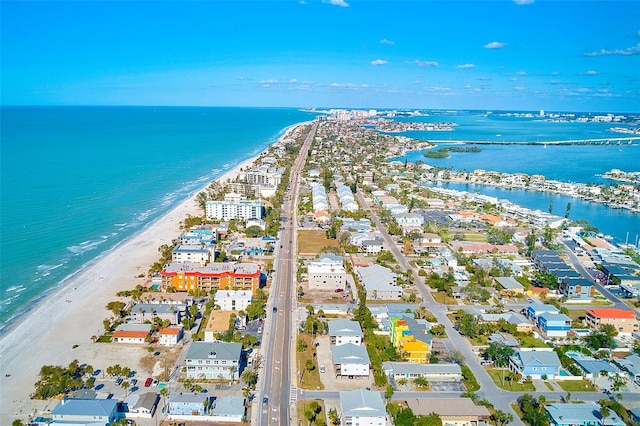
(160, 262, 262, 295)
(585, 308, 638, 334)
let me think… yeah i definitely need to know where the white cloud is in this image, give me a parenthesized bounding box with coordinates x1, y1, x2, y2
(288, 78, 298, 83)
(583, 42, 640, 56)
(484, 41, 506, 49)
(510, 77, 518, 81)
(577, 88, 591, 93)
(380, 39, 395, 45)
(371, 59, 388, 66)
(456, 63, 475, 69)
(413, 60, 439, 67)
(323, 0, 349, 7)
(259, 79, 279, 84)
(516, 71, 527, 76)
(551, 71, 560, 76)
(513, 86, 526, 91)
(585, 70, 599, 75)
(464, 84, 473, 89)
(414, 80, 423, 85)
(513, 0, 534, 5)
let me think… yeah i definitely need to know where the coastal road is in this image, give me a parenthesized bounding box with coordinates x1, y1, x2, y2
(355, 190, 525, 424)
(258, 122, 317, 426)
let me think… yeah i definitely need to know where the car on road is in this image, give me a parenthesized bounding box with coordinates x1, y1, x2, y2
(320, 365, 325, 373)
(257, 327, 262, 334)
(263, 396, 269, 405)
(144, 377, 152, 387)
(272, 306, 277, 313)
(334, 288, 344, 292)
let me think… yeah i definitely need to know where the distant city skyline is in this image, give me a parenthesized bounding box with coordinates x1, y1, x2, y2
(2, 0, 639, 112)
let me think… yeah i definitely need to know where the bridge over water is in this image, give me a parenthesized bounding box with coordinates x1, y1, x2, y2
(428, 136, 640, 146)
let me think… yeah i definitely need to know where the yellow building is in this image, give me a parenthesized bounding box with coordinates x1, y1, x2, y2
(390, 318, 431, 364)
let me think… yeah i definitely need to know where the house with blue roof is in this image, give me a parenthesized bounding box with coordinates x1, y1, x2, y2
(546, 402, 625, 426)
(50, 398, 119, 425)
(167, 392, 210, 416)
(572, 356, 619, 380)
(509, 348, 561, 380)
(525, 302, 559, 322)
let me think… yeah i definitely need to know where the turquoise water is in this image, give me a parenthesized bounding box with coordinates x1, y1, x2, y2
(0, 106, 317, 329)
(427, 182, 640, 245)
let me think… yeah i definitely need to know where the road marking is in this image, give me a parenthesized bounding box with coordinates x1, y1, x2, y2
(289, 386, 298, 403)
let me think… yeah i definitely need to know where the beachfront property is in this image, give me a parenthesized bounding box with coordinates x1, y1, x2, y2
(339, 389, 387, 426)
(185, 341, 242, 381)
(404, 398, 490, 426)
(158, 325, 184, 346)
(205, 196, 263, 221)
(356, 264, 402, 300)
(130, 302, 186, 325)
(160, 262, 262, 294)
(112, 323, 152, 344)
(382, 362, 462, 382)
(46, 398, 120, 426)
(328, 319, 363, 346)
(584, 308, 638, 334)
(332, 343, 370, 378)
(545, 402, 625, 426)
(389, 317, 432, 364)
(171, 244, 211, 264)
(180, 228, 216, 245)
(307, 254, 348, 292)
(214, 290, 253, 311)
(509, 348, 561, 380)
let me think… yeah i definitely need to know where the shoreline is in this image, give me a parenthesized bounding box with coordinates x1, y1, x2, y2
(0, 121, 308, 424)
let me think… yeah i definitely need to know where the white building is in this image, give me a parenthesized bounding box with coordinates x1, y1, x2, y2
(339, 389, 387, 426)
(214, 290, 253, 311)
(172, 244, 211, 264)
(308, 254, 348, 291)
(205, 198, 263, 221)
(332, 343, 370, 377)
(185, 341, 242, 381)
(356, 265, 402, 300)
(328, 319, 363, 346)
(159, 326, 184, 346)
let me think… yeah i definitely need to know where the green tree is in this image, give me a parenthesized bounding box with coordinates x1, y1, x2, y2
(484, 342, 515, 367)
(491, 409, 513, 426)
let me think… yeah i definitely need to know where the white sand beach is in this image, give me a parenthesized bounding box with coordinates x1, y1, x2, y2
(0, 135, 289, 424)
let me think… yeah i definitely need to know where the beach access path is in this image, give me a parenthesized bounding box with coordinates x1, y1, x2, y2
(0, 154, 261, 424)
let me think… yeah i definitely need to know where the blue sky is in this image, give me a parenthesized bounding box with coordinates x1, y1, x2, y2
(2, 0, 639, 112)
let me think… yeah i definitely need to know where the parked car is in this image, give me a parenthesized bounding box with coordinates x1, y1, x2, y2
(144, 377, 152, 387)
(334, 288, 344, 293)
(272, 306, 277, 313)
(263, 396, 269, 405)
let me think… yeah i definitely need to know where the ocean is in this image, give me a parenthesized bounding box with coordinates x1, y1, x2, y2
(0, 106, 317, 329)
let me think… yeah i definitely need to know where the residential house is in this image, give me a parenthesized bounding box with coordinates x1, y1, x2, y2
(494, 277, 525, 294)
(613, 353, 640, 383)
(339, 389, 387, 426)
(210, 396, 246, 423)
(509, 348, 561, 380)
(123, 392, 159, 419)
(356, 265, 402, 300)
(308, 254, 348, 291)
(185, 341, 242, 381)
(525, 302, 559, 322)
(50, 398, 119, 426)
(332, 343, 370, 378)
(546, 402, 625, 426)
(572, 356, 620, 380)
(130, 302, 186, 325)
(537, 312, 572, 338)
(328, 319, 363, 346)
(167, 392, 211, 416)
(158, 326, 184, 346)
(382, 362, 462, 382)
(585, 308, 638, 334)
(112, 324, 152, 344)
(558, 277, 594, 301)
(478, 311, 534, 334)
(214, 290, 253, 311)
(393, 212, 424, 228)
(405, 398, 490, 426)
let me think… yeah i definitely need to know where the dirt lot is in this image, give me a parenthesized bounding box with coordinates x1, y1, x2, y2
(298, 230, 339, 257)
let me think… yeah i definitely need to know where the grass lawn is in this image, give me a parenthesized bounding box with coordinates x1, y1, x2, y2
(297, 334, 324, 390)
(296, 400, 327, 426)
(557, 379, 596, 392)
(544, 381, 554, 391)
(566, 309, 586, 322)
(446, 231, 487, 242)
(298, 230, 339, 256)
(517, 335, 551, 348)
(432, 292, 458, 305)
(486, 368, 536, 392)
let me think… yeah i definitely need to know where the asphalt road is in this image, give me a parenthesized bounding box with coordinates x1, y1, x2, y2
(257, 122, 317, 426)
